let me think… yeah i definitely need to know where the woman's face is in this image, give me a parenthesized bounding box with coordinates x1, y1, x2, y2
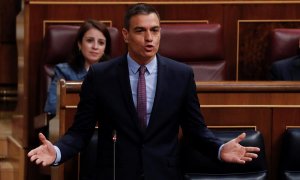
(78, 28, 106, 65)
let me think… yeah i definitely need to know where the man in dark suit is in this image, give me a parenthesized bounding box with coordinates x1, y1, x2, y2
(28, 3, 260, 180)
(269, 55, 300, 80)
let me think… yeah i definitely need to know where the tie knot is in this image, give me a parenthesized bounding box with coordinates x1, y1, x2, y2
(139, 65, 146, 75)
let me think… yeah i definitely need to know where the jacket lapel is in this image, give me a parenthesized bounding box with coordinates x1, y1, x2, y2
(145, 55, 168, 137)
(117, 56, 142, 132)
(116, 55, 169, 137)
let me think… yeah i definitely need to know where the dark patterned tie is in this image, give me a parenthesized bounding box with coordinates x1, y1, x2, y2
(137, 65, 147, 129)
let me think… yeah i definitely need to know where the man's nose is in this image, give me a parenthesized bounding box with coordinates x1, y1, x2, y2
(145, 31, 153, 41)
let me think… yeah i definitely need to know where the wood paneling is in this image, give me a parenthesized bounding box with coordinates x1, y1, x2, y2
(0, 0, 19, 112)
(272, 109, 300, 179)
(0, 45, 18, 84)
(197, 81, 300, 180)
(238, 21, 300, 80)
(201, 108, 272, 176)
(0, 136, 7, 158)
(7, 136, 25, 180)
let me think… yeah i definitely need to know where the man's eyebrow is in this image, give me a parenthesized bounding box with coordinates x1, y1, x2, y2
(133, 26, 145, 30)
(151, 26, 160, 29)
(133, 25, 160, 29)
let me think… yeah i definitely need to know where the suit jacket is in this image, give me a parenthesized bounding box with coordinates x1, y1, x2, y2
(44, 62, 87, 115)
(269, 55, 300, 80)
(55, 54, 223, 180)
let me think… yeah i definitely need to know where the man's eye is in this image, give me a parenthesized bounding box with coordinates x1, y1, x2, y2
(152, 28, 160, 32)
(134, 28, 145, 33)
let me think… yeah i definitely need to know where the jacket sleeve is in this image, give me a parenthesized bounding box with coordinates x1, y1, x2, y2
(180, 67, 223, 161)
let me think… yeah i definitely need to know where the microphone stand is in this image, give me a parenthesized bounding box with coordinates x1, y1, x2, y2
(112, 130, 117, 180)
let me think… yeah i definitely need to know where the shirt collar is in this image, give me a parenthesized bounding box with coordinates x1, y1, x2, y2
(127, 53, 157, 75)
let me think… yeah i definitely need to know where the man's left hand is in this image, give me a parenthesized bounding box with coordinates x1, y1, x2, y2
(220, 132, 260, 164)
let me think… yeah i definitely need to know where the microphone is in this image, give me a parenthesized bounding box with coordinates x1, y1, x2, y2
(112, 130, 117, 143)
(112, 130, 117, 180)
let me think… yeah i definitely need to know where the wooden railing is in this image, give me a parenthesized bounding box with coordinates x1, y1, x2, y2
(51, 79, 82, 180)
(197, 81, 300, 180)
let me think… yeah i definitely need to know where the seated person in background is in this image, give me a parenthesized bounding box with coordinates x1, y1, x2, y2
(269, 39, 300, 80)
(44, 19, 112, 117)
(269, 55, 300, 80)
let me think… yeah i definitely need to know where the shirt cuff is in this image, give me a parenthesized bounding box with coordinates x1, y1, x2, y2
(218, 144, 225, 161)
(52, 145, 61, 165)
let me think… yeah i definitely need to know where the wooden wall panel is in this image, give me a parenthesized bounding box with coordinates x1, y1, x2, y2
(197, 81, 300, 180)
(238, 21, 300, 80)
(0, 0, 20, 114)
(0, 45, 18, 84)
(272, 109, 300, 179)
(202, 108, 272, 178)
(202, 108, 273, 178)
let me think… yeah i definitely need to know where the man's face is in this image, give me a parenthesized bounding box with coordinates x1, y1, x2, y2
(122, 13, 161, 65)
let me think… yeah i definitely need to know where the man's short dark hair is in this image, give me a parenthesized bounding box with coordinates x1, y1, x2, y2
(124, 3, 160, 30)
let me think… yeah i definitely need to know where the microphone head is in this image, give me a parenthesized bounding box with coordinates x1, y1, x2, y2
(112, 130, 117, 142)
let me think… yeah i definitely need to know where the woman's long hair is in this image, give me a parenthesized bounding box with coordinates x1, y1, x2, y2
(68, 19, 112, 72)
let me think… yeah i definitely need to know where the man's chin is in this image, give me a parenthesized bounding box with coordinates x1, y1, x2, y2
(143, 54, 156, 60)
(144, 51, 156, 57)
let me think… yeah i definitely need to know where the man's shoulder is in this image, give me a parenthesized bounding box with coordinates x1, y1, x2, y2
(157, 54, 191, 70)
(55, 62, 72, 70)
(55, 62, 76, 73)
(274, 55, 300, 66)
(54, 62, 84, 79)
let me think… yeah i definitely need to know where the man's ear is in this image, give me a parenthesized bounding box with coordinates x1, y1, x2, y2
(122, 28, 129, 43)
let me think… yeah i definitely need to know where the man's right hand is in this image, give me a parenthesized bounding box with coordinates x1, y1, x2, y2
(28, 133, 56, 166)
